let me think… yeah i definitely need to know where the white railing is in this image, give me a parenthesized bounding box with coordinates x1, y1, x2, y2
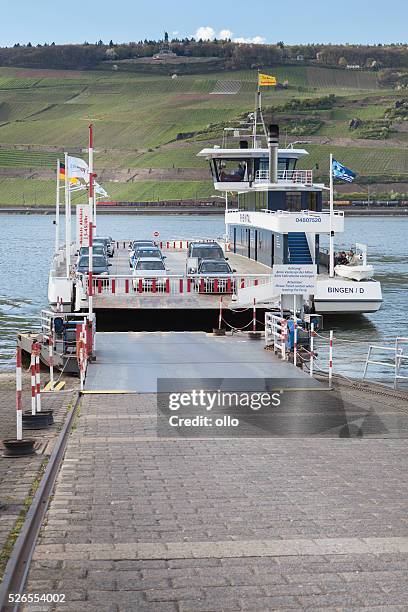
(255, 169, 314, 185)
(363, 338, 408, 389)
(76, 273, 272, 298)
(226, 208, 344, 220)
(265, 312, 287, 360)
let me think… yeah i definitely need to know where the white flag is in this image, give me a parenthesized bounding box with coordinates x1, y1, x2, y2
(94, 181, 108, 197)
(67, 155, 89, 181)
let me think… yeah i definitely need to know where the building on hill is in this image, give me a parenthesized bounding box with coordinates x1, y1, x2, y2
(153, 31, 178, 61)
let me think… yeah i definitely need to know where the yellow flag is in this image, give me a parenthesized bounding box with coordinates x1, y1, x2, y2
(258, 73, 277, 87)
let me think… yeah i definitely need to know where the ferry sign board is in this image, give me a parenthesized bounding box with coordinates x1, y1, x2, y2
(76, 205, 91, 249)
(272, 264, 317, 295)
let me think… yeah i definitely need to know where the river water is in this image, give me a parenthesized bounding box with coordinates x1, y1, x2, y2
(0, 213, 406, 384)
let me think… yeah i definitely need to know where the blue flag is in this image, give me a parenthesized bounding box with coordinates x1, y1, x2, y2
(332, 159, 356, 183)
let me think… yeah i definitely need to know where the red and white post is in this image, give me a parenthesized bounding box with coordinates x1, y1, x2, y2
(218, 296, 223, 330)
(88, 124, 94, 321)
(16, 346, 23, 440)
(252, 298, 256, 332)
(30, 348, 36, 416)
(293, 295, 297, 366)
(329, 330, 333, 389)
(34, 342, 41, 413)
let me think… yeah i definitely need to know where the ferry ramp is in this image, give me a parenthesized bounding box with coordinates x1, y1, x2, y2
(19, 330, 408, 610)
(84, 331, 308, 392)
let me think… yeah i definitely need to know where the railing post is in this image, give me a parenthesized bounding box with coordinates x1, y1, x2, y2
(310, 322, 314, 377)
(329, 330, 333, 389)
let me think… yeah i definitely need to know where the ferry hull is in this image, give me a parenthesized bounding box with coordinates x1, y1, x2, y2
(313, 279, 382, 314)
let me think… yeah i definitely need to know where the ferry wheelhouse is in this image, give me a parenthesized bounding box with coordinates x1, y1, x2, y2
(198, 124, 382, 314)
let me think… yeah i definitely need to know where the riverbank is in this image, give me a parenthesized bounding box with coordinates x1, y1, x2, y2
(0, 372, 78, 581)
(1, 205, 408, 216)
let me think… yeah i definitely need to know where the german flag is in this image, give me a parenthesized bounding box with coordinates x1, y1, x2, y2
(59, 162, 66, 181)
(59, 163, 79, 184)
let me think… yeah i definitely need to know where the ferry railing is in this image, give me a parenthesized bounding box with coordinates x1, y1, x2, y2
(363, 338, 408, 389)
(265, 313, 287, 360)
(77, 273, 272, 297)
(225, 208, 345, 220)
(117, 239, 219, 251)
(255, 169, 314, 185)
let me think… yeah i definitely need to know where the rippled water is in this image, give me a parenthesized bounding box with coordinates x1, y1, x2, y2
(0, 213, 407, 384)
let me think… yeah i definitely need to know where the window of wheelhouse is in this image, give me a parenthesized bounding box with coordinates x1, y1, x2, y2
(213, 159, 253, 182)
(256, 156, 298, 176)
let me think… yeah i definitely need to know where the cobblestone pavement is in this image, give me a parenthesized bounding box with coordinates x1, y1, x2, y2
(0, 372, 78, 573)
(19, 384, 408, 611)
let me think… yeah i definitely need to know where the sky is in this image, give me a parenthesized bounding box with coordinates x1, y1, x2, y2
(3, 0, 408, 47)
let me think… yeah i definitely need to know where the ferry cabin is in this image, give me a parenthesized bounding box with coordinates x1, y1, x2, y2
(197, 131, 382, 314)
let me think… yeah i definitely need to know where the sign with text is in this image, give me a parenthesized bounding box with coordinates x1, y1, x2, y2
(273, 264, 317, 295)
(76, 205, 90, 249)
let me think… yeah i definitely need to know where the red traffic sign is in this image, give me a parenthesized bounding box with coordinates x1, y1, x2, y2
(153, 231, 160, 237)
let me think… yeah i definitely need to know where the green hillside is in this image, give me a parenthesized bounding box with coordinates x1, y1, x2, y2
(0, 64, 406, 205)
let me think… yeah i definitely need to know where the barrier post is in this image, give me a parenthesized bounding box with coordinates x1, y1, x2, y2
(293, 295, 297, 367)
(34, 342, 41, 413)
(329, 330, 333, 389)
(310, 322, 314, 378)
(30, 349, 36, 416)
(218, 296, 223, 330)
(16, 346, 23, 440)
(253, 298, 256, 332)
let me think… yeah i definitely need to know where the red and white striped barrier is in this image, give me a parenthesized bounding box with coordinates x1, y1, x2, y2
(33, 342, 41, 413)
(30, 349, 36, 416)
(88, 274, 270, 297)
(76, 323, 88, 391)
(16, 346, 23, 440)
(252, 298, 256, 333)
(218, 296, 223, 330)
(293, 318, 298, 366)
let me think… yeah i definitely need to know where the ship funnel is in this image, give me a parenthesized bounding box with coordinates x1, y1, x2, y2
(268, 124, 279, 183)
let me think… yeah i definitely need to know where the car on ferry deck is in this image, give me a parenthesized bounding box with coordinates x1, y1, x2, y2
(132, 257, 167, 290)
(76, 254, 111, 276)
(94, 237, 115, 257)
(195, 259, 236, 293)
(186, 241, 226, 275)
(128, 240, 157, 267)
(78, 245, 107, 259)
(130, 246, 165, 269)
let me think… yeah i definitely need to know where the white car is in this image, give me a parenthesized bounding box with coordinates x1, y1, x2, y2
(132, 258, 167, 291)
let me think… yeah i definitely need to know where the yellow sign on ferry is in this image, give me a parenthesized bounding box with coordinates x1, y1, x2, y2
(258, 73, 277, 87)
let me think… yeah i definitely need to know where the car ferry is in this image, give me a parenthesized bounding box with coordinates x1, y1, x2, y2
(197, 124, 382, 315)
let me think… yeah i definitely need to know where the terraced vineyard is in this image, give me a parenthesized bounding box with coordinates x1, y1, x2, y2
(0, 63, 406, 205)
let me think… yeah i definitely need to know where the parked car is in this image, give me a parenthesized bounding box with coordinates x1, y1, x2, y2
(76, 255, 111, 276)
(132, 258, 167, 290)
(130, 247, 165, 269)
(94, 237, 115, 257)
(128, 241, 156, 267)
(186, 241, 226, 275)
(195, 259, 236, 293)
(78, 245, 107, 259)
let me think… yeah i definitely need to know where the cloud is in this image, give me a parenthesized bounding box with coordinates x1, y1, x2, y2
(193, 26, 266, 44)
(233, 35, 266, 44)
(194, 26, 216, 41)
(218, 29, 233, 40)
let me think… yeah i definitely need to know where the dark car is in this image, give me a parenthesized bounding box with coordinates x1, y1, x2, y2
(187, 242, 226, 274)
(76, 255, 111, 276)
(78, 245, 107, 259)
(94, 237, 114, 257)
(196, 259, 236, 293)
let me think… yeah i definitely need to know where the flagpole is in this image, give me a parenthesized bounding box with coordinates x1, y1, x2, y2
(329, 153, 334, 278)
(253, 70, 259, 148)
(55, 159, 60, 253)
(64, 152, 71, 278)
(88, 124, 94, 320)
